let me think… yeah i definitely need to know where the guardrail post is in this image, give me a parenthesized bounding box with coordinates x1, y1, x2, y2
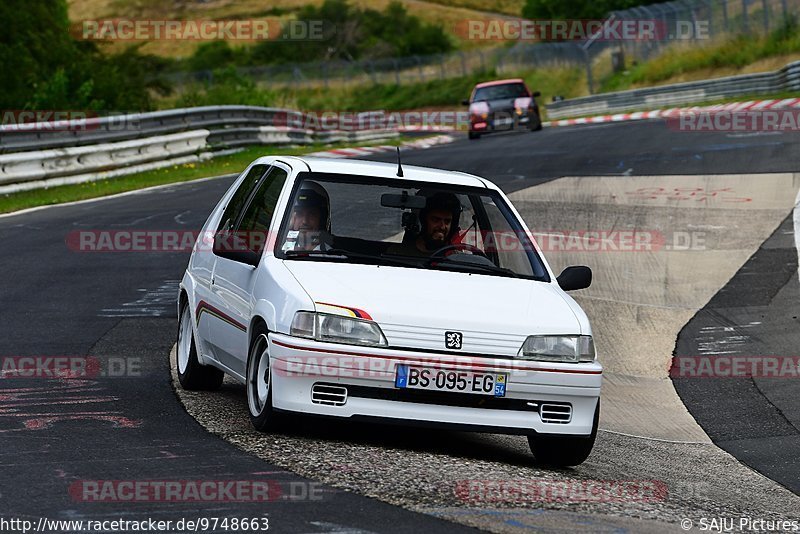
(583, 47, 594, 95)
(742, 0, 749, 32)
(698, 0, 714, 39)
(722, 0, 729, 32)
(666, 3, 681, 39)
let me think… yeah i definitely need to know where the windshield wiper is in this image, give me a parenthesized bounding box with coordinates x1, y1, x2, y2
(284, 248, 418, 267)
(424, 255, 519, 278)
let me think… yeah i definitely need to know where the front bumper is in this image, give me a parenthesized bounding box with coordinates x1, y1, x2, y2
(471, 111, 535, 133)
(268, 333, 601, 436)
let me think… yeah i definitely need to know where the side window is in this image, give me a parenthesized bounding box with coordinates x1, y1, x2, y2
(481, 197, 535, 277)
(455, 194, 484, 250)
(236, 167, 289, 253)
(216, 164, 269, 234)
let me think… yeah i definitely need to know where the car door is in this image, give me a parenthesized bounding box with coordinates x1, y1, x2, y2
(195, 163, 270, 362)
(209, 163, 290, 376)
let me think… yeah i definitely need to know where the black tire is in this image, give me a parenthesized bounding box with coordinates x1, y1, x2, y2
(246, 327, 282, 432)
(528, 401, 599, 467)
(177, 303, 224, 390)
(529, 110, 543, 131)
(468, 131, 481, 140)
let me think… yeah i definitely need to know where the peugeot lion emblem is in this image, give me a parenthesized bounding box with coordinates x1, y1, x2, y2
(445, 331, 463, 350)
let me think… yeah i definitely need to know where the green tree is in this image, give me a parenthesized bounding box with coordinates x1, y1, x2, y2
(0, 0, 80, 108)
(0, 0, 168, 111)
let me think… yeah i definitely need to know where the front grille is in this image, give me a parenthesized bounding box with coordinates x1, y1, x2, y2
(539, 403, 572, 423)
(311, 383, 347, 406)
(346, 385, 569, 416)
(379, 323, 525, 357)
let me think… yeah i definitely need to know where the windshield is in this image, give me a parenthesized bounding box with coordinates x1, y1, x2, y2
(276, 172, 549, 281)
(472, 83, 529, 102)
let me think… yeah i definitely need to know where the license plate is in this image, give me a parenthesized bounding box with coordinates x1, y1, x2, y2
(494, 117, 513, 127)
(395, 365, 506, 397)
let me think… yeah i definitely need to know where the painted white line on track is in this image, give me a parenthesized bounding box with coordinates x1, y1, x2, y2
(598, 428, 712, 445)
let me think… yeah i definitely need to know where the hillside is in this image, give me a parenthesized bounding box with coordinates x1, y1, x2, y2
(67, 0, 523, 57)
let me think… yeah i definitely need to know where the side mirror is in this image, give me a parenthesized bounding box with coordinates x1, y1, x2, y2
(461, 99, 470, 106)
(557, 266, 592, 291)
(213, 234, 261, 267)
(532, 91, 541, 98)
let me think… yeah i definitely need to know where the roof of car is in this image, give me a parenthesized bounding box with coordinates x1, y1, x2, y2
(258, 156, 494, 189)
(474, 78, 526, 89)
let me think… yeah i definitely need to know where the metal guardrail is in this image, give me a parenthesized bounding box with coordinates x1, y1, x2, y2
(0, 130, 211, 186)
(0, 106, 301, 154)
(0, 106, 399, 190)
(545, 60, 800, 119)
(6, 53, 799, 190)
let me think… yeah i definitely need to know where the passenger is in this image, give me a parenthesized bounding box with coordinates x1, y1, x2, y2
(282, 182, 332, 252)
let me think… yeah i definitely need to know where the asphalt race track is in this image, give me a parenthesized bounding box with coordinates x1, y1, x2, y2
(1, 120, 799, 533)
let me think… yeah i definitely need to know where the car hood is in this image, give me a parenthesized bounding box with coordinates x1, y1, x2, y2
(470, 97, 531, 114)
(282, 261, 586, 355)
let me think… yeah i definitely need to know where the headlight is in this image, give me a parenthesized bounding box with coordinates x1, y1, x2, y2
(518, 335, 595, 363)
(290, 312, 387, 347)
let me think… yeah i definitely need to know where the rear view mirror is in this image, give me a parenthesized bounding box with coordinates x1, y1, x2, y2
(557, 266, 592, 291)
(381, 192, 427, 210)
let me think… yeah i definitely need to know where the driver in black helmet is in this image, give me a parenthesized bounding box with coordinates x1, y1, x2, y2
(387, 192, 462, 258)
(281, 181, 332, 252)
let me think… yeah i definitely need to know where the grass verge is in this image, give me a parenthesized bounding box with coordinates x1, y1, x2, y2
(165, 66, 587, 112)
(600, 20, 800, 93)
(0, 139, 411, 215)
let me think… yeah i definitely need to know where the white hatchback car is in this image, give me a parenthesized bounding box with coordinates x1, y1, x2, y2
(177, 155, 601, 466)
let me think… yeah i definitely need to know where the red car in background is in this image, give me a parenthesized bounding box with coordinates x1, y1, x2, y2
(462, 79, 542, 140)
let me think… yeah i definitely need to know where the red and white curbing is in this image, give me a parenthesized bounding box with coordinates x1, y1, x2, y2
(305, 134, 456, 158)
(544, 98, 800, 127)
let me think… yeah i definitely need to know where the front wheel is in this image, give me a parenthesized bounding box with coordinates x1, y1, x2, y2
(528, 401, 599, 467)
(177, 304, 224, 390)
(246, 330, 282, 432)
